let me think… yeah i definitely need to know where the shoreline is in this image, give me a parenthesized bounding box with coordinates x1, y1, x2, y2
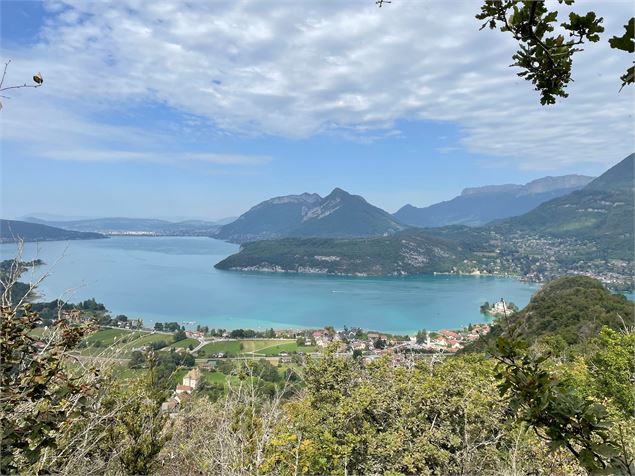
(217, 265, 633, 293)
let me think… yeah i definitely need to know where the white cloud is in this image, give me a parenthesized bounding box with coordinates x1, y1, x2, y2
(182, 153, 271, 165)
(1, 0, 633, 170)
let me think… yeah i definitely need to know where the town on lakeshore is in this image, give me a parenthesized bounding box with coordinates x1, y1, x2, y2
(42, 295, 502, 415)
(49, 300, 500, 415)
(155, 322, 492, 415)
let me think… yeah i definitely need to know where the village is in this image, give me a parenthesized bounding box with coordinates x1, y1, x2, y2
(158, 322, 493, 414)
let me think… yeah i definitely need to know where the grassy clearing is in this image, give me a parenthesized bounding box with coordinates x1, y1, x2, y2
(79, 329, 173, 357)
(199, 339, 318, 357)
(85, 328, 130, 345)
(169, 338, 198, 349)
(199, 341, 242, 356)
(128, 333, 171, 348)
(249, 341, 317, 356)
(239, 339, 293, 353)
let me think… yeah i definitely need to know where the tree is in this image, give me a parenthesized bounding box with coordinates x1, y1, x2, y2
(0, 304, 99, 473)
(173, 329, 187, 343)
(492, 335, 634, 474)
(0, 59, 43, 111)
(129, 350, 145, 368)
(475, 1, 633, 104)
(373, 337, 386, 349)
(588, 327, 635, 417)
(99, 351, 171, 475)
(264, 351, 514, 475)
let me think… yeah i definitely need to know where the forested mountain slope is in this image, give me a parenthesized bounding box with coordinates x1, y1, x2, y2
(0, 219, 105, 243)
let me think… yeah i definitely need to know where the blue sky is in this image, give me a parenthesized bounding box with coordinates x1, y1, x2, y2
(1, 0, 633, 220)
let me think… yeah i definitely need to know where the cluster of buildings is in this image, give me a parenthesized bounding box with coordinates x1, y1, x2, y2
(184, 330, 205, 339)
(115, 318, 143, 329)
(161, 368, 201, 415)
(410, 326, 491, 353)
(308, 324, 491, 356)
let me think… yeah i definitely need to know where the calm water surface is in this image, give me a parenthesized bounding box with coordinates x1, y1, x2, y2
(1, 236, 542, 333)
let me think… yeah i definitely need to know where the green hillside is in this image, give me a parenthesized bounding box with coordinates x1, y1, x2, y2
(215, 230, 467, 275)
(465, 276, 634, 351)
(394, 175, 593, 227)
(494, 154, 634, 259)
(0, 219, 106, 243)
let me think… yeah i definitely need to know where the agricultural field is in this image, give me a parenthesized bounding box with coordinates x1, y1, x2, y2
(71, 328, 320, 360)
(169, 338, 199, 349)
(84, 327, 130, 345)
(252, 341, 317, 356)
(198, 340, 242, 356)
(79, 328, 173, 357)
(199, 339, 317, 357)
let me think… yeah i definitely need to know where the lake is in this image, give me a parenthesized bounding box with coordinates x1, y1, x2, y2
(1, 236, 542, 334)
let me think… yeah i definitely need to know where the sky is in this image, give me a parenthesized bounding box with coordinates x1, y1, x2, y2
(1, 0, 633, 221)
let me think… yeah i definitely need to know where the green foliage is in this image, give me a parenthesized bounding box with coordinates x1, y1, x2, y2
(216, 229, 467, 275)
(466, 276, 634, 350)
(493, 335, 633, 473)
(587, 327, 635, 417)
(196, 380, 226, 402)
(0, 304, 100, 473)
(129, 350, 145, 368)
(608, 18, 635, 89)
(104, 377, 170, 475)
(173, 329, 187, 342)
(199, 340, 242, 356)
(264, 350, 515, 475)
(476, 1, 626, 105)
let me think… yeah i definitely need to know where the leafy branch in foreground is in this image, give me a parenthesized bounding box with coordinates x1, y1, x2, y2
(0, 253, 171, 474)
(493, 336, 634, 474)
(476, 0, 605, 105)
(0, 303, 99, 473)
(608, 18, 635, 90)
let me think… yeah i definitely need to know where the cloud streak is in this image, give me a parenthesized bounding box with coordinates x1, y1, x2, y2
(1, 0, 633, 170)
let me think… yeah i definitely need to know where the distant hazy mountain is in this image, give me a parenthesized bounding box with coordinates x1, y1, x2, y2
(22, 217, 223, 235)
(394, 174, 594, 228)
(211, 217, 237, 226)
(494, 154, 634, 259)
(215, 188, 407, 243)
(0, 219, 105, 243)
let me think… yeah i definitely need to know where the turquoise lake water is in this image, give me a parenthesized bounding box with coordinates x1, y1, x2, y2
(0, 236, 543, 334)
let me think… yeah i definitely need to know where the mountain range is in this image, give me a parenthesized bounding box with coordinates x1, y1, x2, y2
(215, 174, 597, 243)
(494, 153, 634, 260)
(393, 175, 594, 227)
(215, 154, 634, 289)
(21, 217, 228, 236)
(0, 219, 106, 244)
(215, 187, 406, 243)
